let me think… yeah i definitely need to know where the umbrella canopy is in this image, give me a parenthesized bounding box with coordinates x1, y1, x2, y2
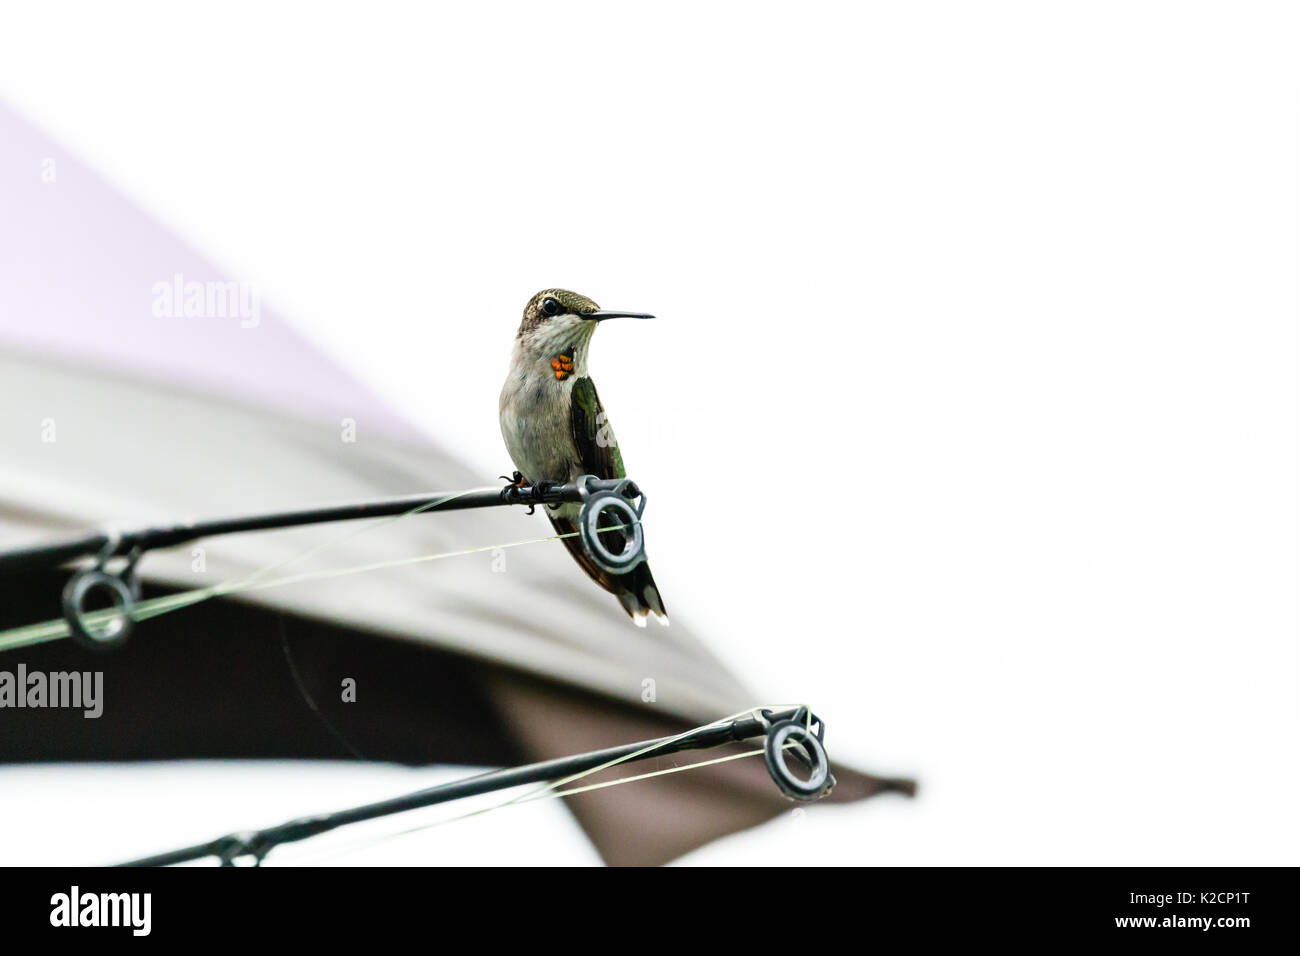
(0, 101, 912, 864)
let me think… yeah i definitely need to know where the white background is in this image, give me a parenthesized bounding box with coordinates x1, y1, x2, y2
(1, 1, 1297, 865)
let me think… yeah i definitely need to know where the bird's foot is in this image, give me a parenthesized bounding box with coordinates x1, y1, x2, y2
(499, 471, 531, 510)
(500, 471, 559, 515)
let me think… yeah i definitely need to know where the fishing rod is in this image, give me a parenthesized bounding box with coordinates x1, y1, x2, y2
(118, 705, 836, 867)
(0, 474, 647, 651)
(0, 482, 852, 864)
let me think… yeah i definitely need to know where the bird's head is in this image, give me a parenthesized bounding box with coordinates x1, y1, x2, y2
(516, 289, 654, 350)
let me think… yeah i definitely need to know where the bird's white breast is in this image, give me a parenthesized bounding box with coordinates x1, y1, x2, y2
(499, 319, 595, 486)
(499, 367, 580, 484)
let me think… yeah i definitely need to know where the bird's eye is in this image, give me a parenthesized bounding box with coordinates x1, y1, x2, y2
(541, 297, 562, 317)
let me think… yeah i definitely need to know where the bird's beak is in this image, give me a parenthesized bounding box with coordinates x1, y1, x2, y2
(583, 310, 655, 321)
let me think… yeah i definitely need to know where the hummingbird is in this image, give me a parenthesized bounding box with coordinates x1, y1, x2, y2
(499, 289, 668, 627)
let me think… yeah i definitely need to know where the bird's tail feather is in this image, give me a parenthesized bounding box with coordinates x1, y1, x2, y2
(617, 564, 669, 627)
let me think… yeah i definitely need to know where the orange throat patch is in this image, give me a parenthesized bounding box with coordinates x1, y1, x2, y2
(550, 351, 575, 380)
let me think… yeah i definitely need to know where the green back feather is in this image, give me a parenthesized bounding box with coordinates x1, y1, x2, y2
(570, 377, 625, 479)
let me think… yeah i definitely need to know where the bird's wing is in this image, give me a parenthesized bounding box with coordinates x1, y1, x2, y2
(562, 377, 667, 624)
(569, 377, 626, 480)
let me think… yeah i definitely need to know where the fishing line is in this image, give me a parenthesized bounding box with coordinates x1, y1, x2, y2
(0, 477, 842, 864)
(276, 613, 368, 762)
(0, 512, 640, 652)
(0, 487, 481, 650)
(285, 706, 811, 866)
(0, 486, 484, 649)
(229, 487, 496, 590)
(291, 749, 770, 866)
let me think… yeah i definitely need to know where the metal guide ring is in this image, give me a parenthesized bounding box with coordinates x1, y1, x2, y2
(576, 476, 647, 575)
(764, 719, 833, 801)
(62, 542, 142, 651)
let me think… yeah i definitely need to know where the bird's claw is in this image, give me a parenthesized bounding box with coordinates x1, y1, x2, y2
(500, 471, 529, 509)
(498, 472, 563, 515)
(501, 471, 555, 514)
